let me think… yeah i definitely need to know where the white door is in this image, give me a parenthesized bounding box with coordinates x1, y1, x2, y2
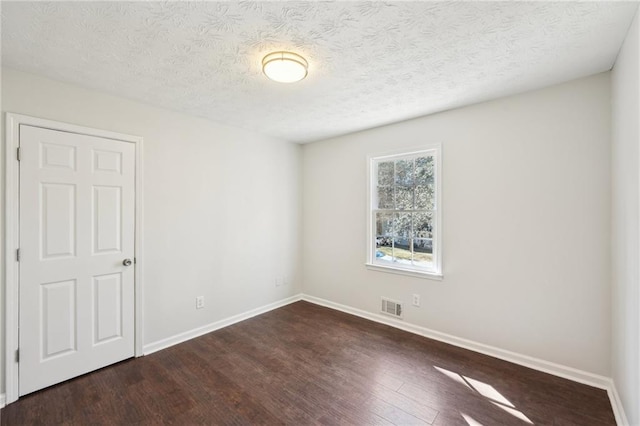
(19, 124, 136, 396)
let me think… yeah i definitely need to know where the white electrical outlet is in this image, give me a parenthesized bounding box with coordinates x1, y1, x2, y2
(275, 277, 284, 287)
(196, 296, 205, 309)
(412, 294, 421, 307)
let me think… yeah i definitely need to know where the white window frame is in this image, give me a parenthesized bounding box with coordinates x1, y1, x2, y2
(366, 145, 443, 280)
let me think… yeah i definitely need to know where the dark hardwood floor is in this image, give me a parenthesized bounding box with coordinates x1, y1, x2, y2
(1, 301, 615, 425)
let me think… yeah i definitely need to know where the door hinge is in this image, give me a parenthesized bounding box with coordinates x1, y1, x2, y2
(17, 147, 21, 161)
(134, 258, 137, 264)
(16, 248, 20, 262)
(15, 349, 19, 363)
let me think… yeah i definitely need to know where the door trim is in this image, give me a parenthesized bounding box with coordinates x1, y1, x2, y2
(4, 113, 144, 404)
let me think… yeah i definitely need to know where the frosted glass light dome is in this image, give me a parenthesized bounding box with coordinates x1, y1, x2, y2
(262, 51, 308, 83)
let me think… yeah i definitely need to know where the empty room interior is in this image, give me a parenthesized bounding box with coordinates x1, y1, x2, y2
(1, 1, 640, 425)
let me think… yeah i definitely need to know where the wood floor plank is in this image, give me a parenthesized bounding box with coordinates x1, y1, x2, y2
(373, 372, 405, 392)
(372, 386, 439, 423)
(1, 301, 615, 425)
(366, 396, 429, 425)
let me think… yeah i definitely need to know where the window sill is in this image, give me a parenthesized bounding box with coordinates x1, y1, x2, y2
(365, 263, 443, 281)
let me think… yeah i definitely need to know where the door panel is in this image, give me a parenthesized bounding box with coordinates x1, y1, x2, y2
(40, 143, 76, 170)
(93, 272, 123, 344)
(19, 124, 135, 396)
(41, 183, 76, 259)
(41, 279, 77, 359)
(92, 186, 122, 254)
(93, 149, 122, 173)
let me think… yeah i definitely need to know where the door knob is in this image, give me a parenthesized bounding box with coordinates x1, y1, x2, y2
(122, 258, 133, 266)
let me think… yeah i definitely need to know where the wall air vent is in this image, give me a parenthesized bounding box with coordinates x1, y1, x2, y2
(381, 297, 403, 319)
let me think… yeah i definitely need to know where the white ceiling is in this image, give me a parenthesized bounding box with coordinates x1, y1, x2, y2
(2, 1, 638, 143)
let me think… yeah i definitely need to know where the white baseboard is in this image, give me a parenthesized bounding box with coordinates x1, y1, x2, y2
(143, 294, 303, 355)
(301, 294, 612, 390)
(607, 381, 630, 426)
(0, 393, 5, 408)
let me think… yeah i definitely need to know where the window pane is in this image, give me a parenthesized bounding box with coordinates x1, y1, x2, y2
(392, 237, 412, 265)
(413, 238, 433, 267)
(413, 238, 433, 254)
(415, 156, 434, 185)
(413, 212, 433, 238)
(395, 159, 414, 187)
(375, 212, 394, 263)
(394, 213, 412, 239)
(375, 230, 393, 262)
(375, 244, 393, 262)
(377, 186, 393, 209)
(393, 213, 411, 265)
(375, 212, 393, 236)
(415, 184, 435, 210)
(395, 186, 413, 210)
(377, 161, 394, 186)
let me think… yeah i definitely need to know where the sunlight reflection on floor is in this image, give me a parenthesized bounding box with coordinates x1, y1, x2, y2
(461, 413, 484, 426)
(435, 366, 534, 425)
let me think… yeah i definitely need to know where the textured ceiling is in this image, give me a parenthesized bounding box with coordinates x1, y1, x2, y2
(2, 1, 638, 143)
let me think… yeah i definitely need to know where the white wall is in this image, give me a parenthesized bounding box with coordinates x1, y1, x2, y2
(302, 73, 612, 376)
(612, 9, 640, 425)
(0, 67, 302, 394)
(0, 64, 626, 410)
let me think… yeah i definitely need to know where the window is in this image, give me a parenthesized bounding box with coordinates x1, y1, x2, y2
(367, 147, 442, 278)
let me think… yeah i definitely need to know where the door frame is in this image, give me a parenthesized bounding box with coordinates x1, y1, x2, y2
(4, 113, 145, 404)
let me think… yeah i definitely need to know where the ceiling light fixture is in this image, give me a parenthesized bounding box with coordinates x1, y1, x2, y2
(262, 51, 308, 83)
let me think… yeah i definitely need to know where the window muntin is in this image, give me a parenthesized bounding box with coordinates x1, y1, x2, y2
(369, 148, 441, 275)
